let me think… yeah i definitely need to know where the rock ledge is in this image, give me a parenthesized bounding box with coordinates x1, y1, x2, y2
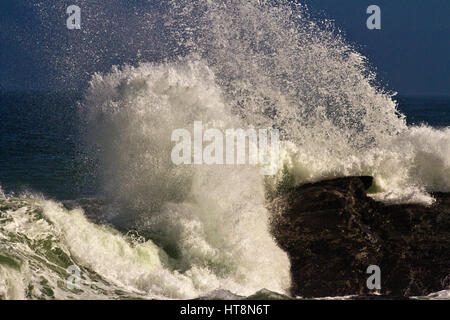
(269, 176, 450, 297)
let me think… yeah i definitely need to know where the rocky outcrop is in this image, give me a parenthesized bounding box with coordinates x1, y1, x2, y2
(269, 176, 450, 298)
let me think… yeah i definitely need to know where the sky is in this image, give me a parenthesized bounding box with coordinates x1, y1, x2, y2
(0, 0, 449, 96)
(301, 0, 450, 96)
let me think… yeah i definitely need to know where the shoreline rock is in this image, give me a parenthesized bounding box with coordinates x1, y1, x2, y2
(269, 176, 450, 297)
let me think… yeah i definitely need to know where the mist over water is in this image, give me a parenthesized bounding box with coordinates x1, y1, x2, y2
(1, 0, 449, 299)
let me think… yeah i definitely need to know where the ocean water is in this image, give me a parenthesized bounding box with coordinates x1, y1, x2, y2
(1, 0, 449, 300)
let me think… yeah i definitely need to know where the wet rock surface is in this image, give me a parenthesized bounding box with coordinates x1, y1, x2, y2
(269, 176, 450, 298)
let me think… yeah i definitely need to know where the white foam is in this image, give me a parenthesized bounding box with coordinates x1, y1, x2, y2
(80, 60, 291, 298)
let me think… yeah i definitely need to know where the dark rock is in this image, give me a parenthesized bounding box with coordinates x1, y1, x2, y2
(268, 176, 450, 298)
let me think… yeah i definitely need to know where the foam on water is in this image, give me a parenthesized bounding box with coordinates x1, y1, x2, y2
(0, 195, 289, 299)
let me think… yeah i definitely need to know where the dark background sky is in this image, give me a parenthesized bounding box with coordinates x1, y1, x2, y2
(302, 0, 450, 96)
(0, 0, 449, 96)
